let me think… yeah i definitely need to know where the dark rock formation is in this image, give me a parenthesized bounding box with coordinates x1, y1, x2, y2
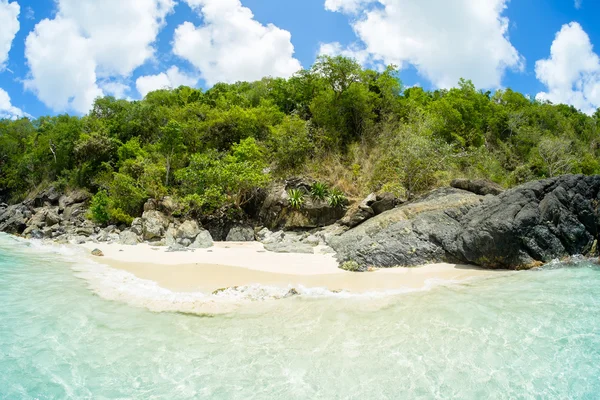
(332, 175, 600, 270)
(330, 188, 483, 268)
(226, 225, 255, 241)
(451, 178, 504, 196)
(258, 179, 347, 230)
(340, 192, 400, 228)
(0, 204, 32, 234)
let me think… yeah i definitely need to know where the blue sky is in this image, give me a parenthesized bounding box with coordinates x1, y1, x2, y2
(1, 0, 600, 119)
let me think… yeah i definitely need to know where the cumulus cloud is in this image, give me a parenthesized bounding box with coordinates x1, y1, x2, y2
(24, 0, 175, 114)
(535, 22, 600, 115)
(0, 0, 20, 70)
(323, 0, 523, 89)
(0, 87, 27, 120)
(173, 0, 302, 86)
(136, 66, 199, 97)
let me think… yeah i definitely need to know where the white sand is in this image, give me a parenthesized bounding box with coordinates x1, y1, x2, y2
(80, 241, 507, 294)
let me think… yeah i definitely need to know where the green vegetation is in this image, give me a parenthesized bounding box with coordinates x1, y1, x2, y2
(2, 55, 600, 223)
(310, 182, 329, 201)
(287, 189, 305, 210)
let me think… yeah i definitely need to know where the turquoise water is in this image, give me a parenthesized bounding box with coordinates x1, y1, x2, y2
(1, 234, 600, 399)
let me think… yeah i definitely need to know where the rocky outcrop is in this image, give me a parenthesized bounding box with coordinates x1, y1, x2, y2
(332, 175, 600, 270)
(340, 192, 400, 228)
(141, 210, 170, 241)
(258, 179, 347, 230)
(226, 225, 255, 242)
(450, 179, 504, 196)
(331, 188, 483, 268)
(0, 204, 32, 234)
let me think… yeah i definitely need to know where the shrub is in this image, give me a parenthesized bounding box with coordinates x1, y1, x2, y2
(327, 188, 347, 208)
(109, 207, 134, 226)
(89, 190, 111, 225)
(310, 182, 329, 201)
(287, 189, 305, 209)
(340, 261, 364, 272)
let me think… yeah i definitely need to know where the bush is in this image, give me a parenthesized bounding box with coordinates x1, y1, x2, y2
(327, 188, 347, 208)
(89, 190, 111, 225)
(287, 189, 305, 209)
(340, 261, 364, 272)
(109, 207, 134, 226)
(310, 182, 329, 201)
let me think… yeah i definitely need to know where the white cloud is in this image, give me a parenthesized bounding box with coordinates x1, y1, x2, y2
(173, 0, 302, 86)
(136, 66, 199, 97)
(575, 0, 582, 9)
(323, 0, 523, 90)
(535, 22, 600, 115)
(0, 0, 20, 70)
(0, 87, 27, 120)
(24, 0, 175, 114)
(100, 81, 131, 99)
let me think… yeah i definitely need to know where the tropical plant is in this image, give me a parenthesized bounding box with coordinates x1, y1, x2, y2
(327, 188, 347, 208)
(88, 190, 111, 225)
(287, 189, 305, 209)
(310, 182, 329, 201)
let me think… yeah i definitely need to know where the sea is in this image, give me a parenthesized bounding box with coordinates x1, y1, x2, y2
(1, 233, 599, 399)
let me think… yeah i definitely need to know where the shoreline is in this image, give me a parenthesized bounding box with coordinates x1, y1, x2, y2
(80, 241, 508, 295)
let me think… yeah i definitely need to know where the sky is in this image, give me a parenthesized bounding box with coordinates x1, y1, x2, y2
(1, 0, 600, 119)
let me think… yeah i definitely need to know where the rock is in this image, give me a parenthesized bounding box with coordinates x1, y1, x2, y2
(141, 210, 169, 241)
(58, 190, 90, 210)
(332, 175, 600, 270)
(130, 218, 144, 236)
(451, 179, 504, 196)
(91, 248, 104, 257)
(264, 242, 315, 254)
(258, 179, 347, 230)
(371, 192, 399, 215)
(119, 230, 140, 245)
(0, 204, 31, 234)
(63, 203, 86, 222)
(33, 186, 61, 207)
(143, 199, 158, 212)
(176, 220, 201, 241)
(340, 202, 375, 228)
(284, 288, 300, 298)
(159, 196, 178, 214)
(453, 175, 600, 269)
(226, 225, 255, 242)
(44, 209, 61, 226)
(189, 230, 214, 249)
(330, 188, 483, 269)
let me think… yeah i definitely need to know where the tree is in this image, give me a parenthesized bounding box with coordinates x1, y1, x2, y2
(537, 137, 576, 177)
(159, 120, 185, 186)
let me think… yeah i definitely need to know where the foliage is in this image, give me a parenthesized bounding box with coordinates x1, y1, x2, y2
(340, 260, 364, 272)
(327, 188, 347, 208)
(1, 56, 599, 223)
(287, 189, 305, 210)
(88, 190, 111, 225)
(310, 182, 329, 201)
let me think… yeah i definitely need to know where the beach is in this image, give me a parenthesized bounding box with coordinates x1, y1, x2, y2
(80, 241, 505, 294)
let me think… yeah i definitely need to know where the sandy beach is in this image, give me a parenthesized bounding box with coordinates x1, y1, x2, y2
(80, 241, 507, 294)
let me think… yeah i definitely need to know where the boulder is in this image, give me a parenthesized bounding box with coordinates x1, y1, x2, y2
(91, 248, 104, 257)
(44, 209, 61, 226)
(340, 194, 376, 228)
(33, 186, 61, 207)
(226, 225, 255, 242)
(63, 203, 86, 222)
(141, 210, 169, 241)
(119, 230, 140, 245)
(264, 242, 316, 254)
(189, 230, 214, 249)
(130, 218, 144, 236)
(450, 179, 504, 196)
(258, 179, 347, 230)
(371, 192, 399, 215)
(58, 190, 90, 210)
(0, 204, 31, 234)
(176, 220, 201, 241)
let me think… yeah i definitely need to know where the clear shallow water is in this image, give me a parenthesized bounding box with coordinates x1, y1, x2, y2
(1, 234, 600, 399)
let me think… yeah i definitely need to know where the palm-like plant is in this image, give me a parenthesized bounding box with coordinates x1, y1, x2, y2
(287, 189, 306, 209)
(327, 188, 347, 208)
(310, 182, 329, 201)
